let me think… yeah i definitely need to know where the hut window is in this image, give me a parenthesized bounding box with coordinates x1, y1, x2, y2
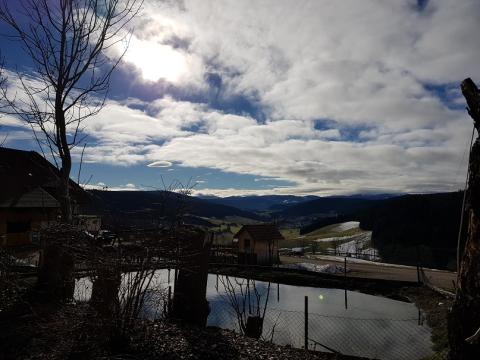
(7, 221, 31, 233)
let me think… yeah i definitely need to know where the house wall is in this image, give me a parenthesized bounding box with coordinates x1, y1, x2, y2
(0, 208, 59, 246)
(235, 230, 279, 265)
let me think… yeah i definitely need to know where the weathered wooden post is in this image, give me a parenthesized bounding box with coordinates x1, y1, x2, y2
(448, 78, 480, 359)
(37, 225, 83, 301)
(172, 229, 212, 326)
(91, 264, 121, 318)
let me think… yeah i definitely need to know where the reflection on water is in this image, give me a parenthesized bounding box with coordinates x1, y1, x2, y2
(75, 270, 434, 360)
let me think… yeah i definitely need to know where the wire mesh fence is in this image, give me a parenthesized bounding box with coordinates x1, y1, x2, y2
(206, 300, 448, 360)
(73, 270, 449, 360)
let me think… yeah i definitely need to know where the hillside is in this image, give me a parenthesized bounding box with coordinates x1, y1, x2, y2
(276, 197, 374, 218)
(198, 195, 319, 212)
(359, 191, 464, 270)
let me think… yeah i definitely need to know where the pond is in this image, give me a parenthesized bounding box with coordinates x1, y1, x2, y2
(75, 270, 434, 360)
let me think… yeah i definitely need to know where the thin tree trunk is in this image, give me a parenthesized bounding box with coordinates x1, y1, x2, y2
(60, 160, 72, 223)
(57, 97, 73, 223)
(448, 78, 480, 359)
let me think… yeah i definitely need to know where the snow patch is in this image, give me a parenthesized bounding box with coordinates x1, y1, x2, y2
(336, 232, 371, 253)
(315, 235, 353, 243)
(281, 262, 347, 274)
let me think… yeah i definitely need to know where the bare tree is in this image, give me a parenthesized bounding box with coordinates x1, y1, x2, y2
(0, 58, 8, 147)
(0, 132, 8, 147)
(0, 0, 142, 222)
(219, 275, 271, 339)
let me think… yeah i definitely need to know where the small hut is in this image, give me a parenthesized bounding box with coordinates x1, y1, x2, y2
(233, 224, 283, 265)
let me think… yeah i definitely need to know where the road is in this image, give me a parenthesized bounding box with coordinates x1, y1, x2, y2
(280, 255, 457, 292)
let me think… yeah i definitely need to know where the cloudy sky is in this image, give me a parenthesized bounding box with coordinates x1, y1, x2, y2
(1, 0, 479, 196)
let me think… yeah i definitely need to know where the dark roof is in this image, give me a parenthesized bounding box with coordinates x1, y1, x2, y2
(0, 147, 87, 206)
(0, 187, 59, 208)
(234, 224, 284, 242)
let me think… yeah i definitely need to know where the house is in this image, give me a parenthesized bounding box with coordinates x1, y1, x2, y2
(0, 147, 89, 246)
(233, 224, 284, 265)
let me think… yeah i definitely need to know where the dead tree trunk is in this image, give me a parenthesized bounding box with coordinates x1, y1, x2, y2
(36, 225, 88, 302)
(448, 78, 480, 359)
(172, 231, 212, 327)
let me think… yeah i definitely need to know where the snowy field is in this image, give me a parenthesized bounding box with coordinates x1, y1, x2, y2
(336, 232, 371, 253)
(313, 228, 380, 261)
(329, 221, 359, 232)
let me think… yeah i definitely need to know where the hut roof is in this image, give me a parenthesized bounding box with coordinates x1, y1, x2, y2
(234, 224, 284, 242)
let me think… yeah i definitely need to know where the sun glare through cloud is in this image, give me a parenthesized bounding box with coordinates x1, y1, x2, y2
(123, 36, 187, 83)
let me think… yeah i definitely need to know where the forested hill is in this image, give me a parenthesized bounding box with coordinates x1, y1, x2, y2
(86, 190, 264, 220)
(198, 195, 319, 212)
(359, 191, 464, 270)
(276, 197, 374, 218)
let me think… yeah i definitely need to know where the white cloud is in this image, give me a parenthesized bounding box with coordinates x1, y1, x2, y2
(147, 160, 173, 168)
(3, 0, 478, 195)
(138, 0, 479, 126)
(84, 182, 141, 191)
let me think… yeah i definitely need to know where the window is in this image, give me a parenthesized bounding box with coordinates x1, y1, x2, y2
(244, 238, 250, 251)
(31, 231, 40, 244)
(6, 221, 31, 233)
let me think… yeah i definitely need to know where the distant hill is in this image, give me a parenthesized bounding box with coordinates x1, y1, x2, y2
(330, 193, 402, 200)
(275, 197, 374, 219)
(294, 192, 463, 269)
(86, 190, 264, 221)
(359, 191, 464, 270)
(198, 195, 319, 212)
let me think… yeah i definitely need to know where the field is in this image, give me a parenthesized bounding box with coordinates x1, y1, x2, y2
(210, 219, 375, 256)
(278, 221, 370, 252)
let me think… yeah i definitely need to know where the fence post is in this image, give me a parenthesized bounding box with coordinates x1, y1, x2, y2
(304, 295, 309, 350)
(344, 257, 348, 309)
(417, 263, 421, 284)
(168, 285, 172, 313)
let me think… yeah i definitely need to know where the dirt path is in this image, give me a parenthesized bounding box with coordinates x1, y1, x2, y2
(280, 255, 457, 292)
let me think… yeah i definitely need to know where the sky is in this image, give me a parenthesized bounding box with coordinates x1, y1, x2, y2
(1, 0, 479, 197)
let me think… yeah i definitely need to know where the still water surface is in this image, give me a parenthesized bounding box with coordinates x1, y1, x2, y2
(75, 270, 434, 360)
